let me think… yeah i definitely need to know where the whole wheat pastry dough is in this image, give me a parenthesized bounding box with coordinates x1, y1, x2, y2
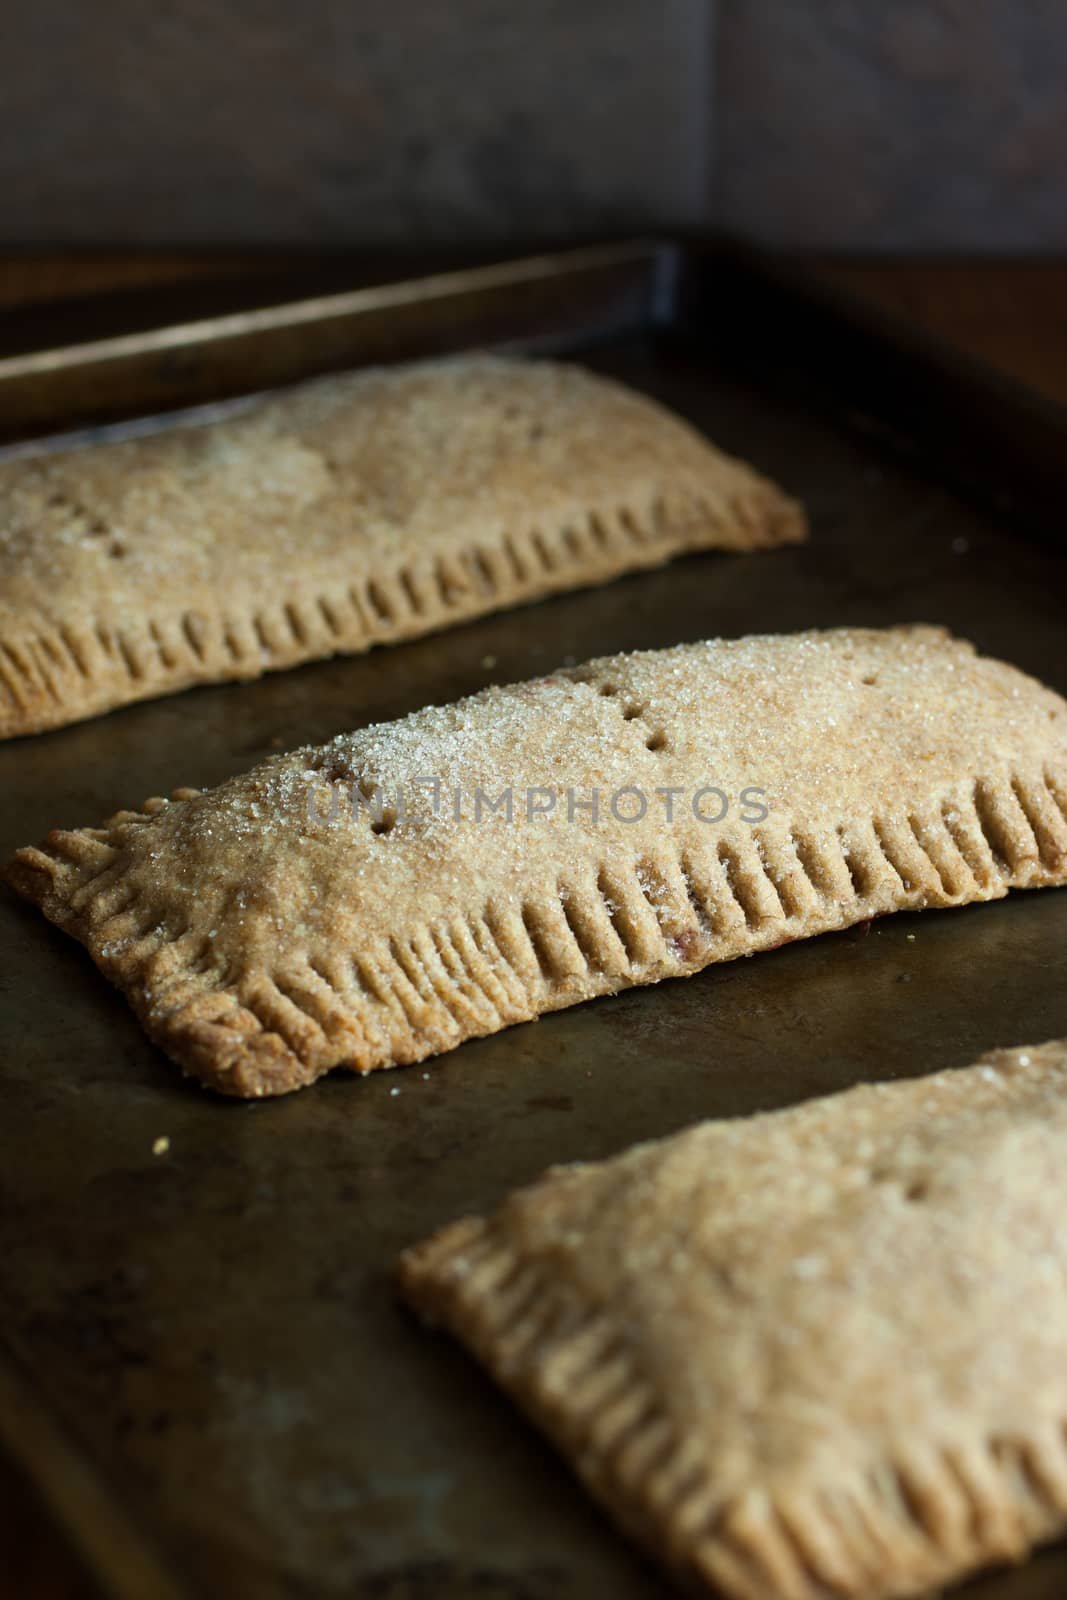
(398, 1039, 1067, 1600)
(0, 354, 804, 738)
(5, 624, 1067, 1098)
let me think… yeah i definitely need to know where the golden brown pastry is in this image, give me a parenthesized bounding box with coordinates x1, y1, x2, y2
(399, 1038, 1067, 1600)
(0, 355, 803, 737)
(5, 624, 1066, 1097)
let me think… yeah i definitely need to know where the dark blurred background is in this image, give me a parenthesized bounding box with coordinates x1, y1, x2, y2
(2, 0, 1064, 251)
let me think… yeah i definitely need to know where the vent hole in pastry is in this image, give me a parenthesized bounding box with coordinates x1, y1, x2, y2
(622, 703, 645, 722)
(598, 683, 618, 697)
(861, 672, 879, 686)
(356, 779, 396, 831)
(646, 730, 668, 752)
(315, 754, 349, 785)
(869, 1167, 929, 1203)
(108, 540, 127, 559)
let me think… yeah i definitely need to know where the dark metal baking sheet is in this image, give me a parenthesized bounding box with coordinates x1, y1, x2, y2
(2, 242, 1067, 1600)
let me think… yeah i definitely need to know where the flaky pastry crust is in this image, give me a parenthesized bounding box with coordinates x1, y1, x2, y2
(5, 625, 1067, 1097)
(399, 1039, 1067, 1599)
(0, 355, 803, 737)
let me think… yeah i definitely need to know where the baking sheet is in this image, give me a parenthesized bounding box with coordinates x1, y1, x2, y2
(2, 244, 1067, 1600)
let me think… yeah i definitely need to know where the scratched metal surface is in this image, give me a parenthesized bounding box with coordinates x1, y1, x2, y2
(2, 250, 1067, 1600)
